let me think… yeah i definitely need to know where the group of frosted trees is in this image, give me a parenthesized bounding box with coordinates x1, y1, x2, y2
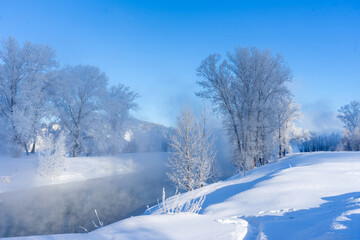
(0, 36, 138, 158)
(280, 101, 360, 153)
(298, 132, 341, 152)
(167, 46, 360, 187)
(308, 100, 360, 152)
(167, 47, 306, 189)
(167, 106, 216, 191)
(195, 47, 304, 172)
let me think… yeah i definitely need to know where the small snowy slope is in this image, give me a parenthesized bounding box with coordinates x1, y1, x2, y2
(8, 214, 248, 240)
(200, 152, 360, 239)
(0, 153, 165, 193)
(5, 152, 360, 240)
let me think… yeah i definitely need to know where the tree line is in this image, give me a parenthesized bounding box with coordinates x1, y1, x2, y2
(298, 132, 341, 152)
(0, 36, 138, 157)
(299, 101, 360, 153)
(1, 37, 310, 184)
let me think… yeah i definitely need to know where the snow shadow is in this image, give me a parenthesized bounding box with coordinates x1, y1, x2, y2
(244, 192, 360, 240)
(200, 173, 278, 213)
(199, 154, 313, 213)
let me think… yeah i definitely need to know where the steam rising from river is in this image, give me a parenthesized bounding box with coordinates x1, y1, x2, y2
(0, 153, 173, 237)
(0, 131, 233, 238)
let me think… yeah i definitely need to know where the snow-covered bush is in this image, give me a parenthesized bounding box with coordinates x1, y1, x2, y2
(152, 188, 206, 215)
(38, 132, 67, 178)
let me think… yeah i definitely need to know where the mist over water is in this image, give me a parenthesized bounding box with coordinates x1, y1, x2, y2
(0, 139, 234, 238)
(0, 153, 175, 238)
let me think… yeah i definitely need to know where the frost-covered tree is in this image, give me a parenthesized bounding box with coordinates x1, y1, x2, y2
(338, 101, 360, 131)
(98, 84, 139, 155)
(50, 65, 108, 157)
(38, 132, 67, 178)
(197, 47, 296, 171)
(275, 97, 303, 158)
(168, 106, 200, 191)
(337, 101, 360, 151)
(0, 36, 139, 158)
(0, 36, 57, 157)
(167, 106, 216, 191)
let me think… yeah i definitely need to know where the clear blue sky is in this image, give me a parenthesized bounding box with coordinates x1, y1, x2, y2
(0, 0, 359, 132)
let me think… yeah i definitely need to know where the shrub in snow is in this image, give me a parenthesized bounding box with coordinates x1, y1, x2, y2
(92, 209, 104, 229)
(180, 194, 206, 214)
(38, 132, 67, 178)
(155, 187, 206, 215)
(78, 209, 104, 233)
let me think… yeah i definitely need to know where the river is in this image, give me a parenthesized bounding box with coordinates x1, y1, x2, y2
(0, 153, 175, 238)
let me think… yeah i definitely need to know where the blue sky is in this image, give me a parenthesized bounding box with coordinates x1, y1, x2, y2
(0, 0, 359, 131)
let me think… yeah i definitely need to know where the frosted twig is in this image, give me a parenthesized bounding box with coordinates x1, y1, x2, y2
(78, 226, 88, 233)
(94, 209, 104, 228)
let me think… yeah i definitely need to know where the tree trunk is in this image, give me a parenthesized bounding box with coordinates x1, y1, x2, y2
(24, 144, 29, 156)
(30, 142, 36, 154)
(72, 143, 78, 157)
(279, 121, 282, 158)
(185, 122, 191, 192)
(187, 155, 191, 191)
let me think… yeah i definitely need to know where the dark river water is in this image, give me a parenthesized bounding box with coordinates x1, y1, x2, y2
(0, 153, 175, 238)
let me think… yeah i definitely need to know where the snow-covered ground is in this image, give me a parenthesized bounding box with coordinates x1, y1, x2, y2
(4, 152, 360, 239)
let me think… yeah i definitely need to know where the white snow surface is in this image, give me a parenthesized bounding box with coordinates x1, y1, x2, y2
(4, 152, 360, 239)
